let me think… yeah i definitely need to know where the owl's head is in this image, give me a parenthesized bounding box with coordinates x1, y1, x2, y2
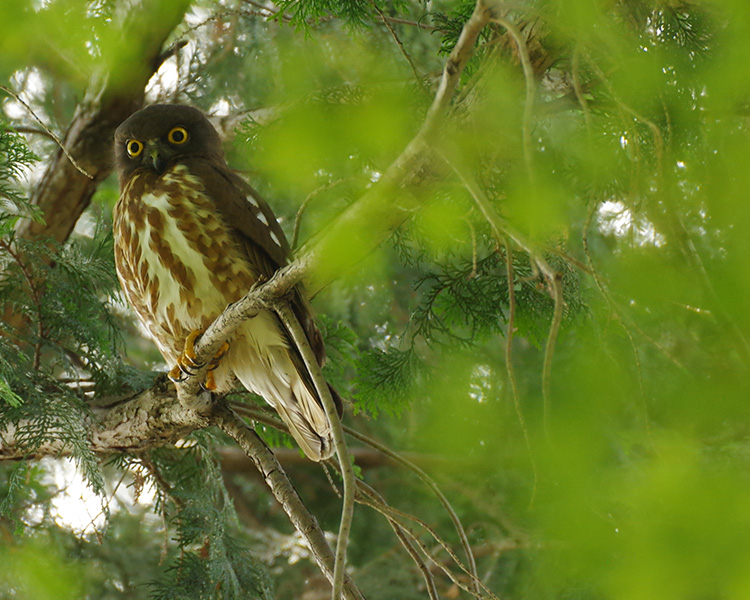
(114, 104, 224, 185)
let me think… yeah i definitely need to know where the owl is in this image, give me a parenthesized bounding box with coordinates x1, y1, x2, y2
(113, 104, 339, 461)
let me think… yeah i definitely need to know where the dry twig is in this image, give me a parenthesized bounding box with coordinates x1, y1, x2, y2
(212, 402, 365, 600)
(0, 84, 94, 180)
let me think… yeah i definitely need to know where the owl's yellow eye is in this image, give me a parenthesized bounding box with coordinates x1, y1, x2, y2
(167, 126, 189, 145)
(126, 139, 143, 158)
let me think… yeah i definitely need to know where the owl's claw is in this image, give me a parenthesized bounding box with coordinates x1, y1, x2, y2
(167, 364, 185, 383)
(168, 330, 230, 392)
(202, 341, 230, 391)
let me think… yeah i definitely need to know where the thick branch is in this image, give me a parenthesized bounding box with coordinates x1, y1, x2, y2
(0, 376, 206, 460)
(16, 0, 190, 245)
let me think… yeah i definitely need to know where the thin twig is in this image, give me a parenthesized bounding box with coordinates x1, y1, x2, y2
(491, 17, 536, 181)
(355, 480, 441, 600)
(275, 303, 354, 600)
(212, 402, 365, 600)
(241, 0, 293, 22)
(342, 424, 481, 597)
(503, 239, 537, 506)
(571, 46, 591, 133)
(420, 1, 495, 138)
(440, 153, 558, 284)
(466, 216, 478, 279)
(541, 271, 563, 442)
(382, 15, 437, 30)
(443, 156, 563, 441)
(10, 126, 57, 142)
(584, 58, 664, 181)
(582, 201, 655, 448)
(0, 85, 94, 180)
(230, 399, 482, 596)
(324, 466, 441, 600)
(353, 478, 500, 600)
(292, 179, 348, 250)
(370, 0, 423, 84)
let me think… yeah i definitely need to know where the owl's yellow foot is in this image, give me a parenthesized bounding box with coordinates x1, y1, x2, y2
(204, 341, 230, 391)
(168, 330, 230, 392)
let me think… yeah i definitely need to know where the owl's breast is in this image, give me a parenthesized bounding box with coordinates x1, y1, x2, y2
(113, 165, 257, 357)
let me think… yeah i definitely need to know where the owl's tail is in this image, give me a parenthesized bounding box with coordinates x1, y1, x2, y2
(230, 313, 338, 462)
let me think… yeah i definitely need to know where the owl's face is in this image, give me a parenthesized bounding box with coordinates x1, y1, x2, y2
(114, 104, 224, 186)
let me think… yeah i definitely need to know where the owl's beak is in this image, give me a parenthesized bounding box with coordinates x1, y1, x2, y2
(145, 141, 168, 174)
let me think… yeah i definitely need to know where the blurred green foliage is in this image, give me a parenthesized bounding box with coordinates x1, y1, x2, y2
(1, 0, 750, 599)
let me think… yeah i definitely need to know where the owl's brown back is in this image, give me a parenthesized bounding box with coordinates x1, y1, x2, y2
(113, 104, 338, 461)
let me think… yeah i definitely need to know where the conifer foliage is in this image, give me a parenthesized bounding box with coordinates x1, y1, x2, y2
(1, 1, 750, 599)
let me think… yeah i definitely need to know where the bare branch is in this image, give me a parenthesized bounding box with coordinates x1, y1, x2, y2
(352, 477, 500, 600)
(541, 271, 563, 442)
(342, 423, 480, 597)
(0, 85, 94, 180)
(354, 480, 440, 600)
(421, 1, 495, 139)
(292, 178, 348, 250)
(212, 403, 366, 600)
(583, 201, 656, 450)
(490, 17, 537, 181)
(571, 47, 592, 133)
(503, 239, 537, 506)
(275, 303, 355, 600)
(380, 15, 437, 31)
(370, 0, 423, 84)
(228, 401, 485, 595)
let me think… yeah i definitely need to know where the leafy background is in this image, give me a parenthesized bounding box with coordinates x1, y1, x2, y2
(1, 0, 750, 599)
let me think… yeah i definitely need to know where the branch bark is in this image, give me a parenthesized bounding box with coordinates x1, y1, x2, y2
(212, 403, 366, 600)
(180, 0, 498, 382)
(2, 3, 501, 597)
(0, 376, 205, 460)
(15, 0, 191, 245)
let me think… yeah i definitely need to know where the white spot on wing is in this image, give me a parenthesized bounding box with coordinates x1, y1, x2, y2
(270, 231, 281, 246)
(257, 212, 269, 226)
(247, 195, 260, 208)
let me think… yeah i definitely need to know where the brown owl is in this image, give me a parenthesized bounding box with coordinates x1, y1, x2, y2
(113, 104, 339, 461)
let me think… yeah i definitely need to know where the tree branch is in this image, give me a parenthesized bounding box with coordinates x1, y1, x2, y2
(503, 238, 537, 506)
(15, 0, 191, 245)
(175, 0, 499, 399)
(2, 5, 502, 598)
(0, 376, 206, 461)
(490, 16, 537, 181)
(211, 402, 366, 600)
(275, 303, 355, 600)
(0, 85, 93, 180)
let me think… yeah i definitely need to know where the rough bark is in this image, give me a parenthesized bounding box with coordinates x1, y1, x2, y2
(0, 5, 502, 598)
(16, 0, 191, 245)
(0, 375, 205, 460)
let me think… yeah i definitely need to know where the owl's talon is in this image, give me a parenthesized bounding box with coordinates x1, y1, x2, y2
(207, 342, 230, 372)
(170, 332, 228, 390)
(168, 364, 187, 383)
(178, 361, 200, 376)
(201, 369, 218, 392)
(182, 329, 205, 367)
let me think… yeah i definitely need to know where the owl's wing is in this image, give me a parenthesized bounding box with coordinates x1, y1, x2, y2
(184, 157, 331, 375)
